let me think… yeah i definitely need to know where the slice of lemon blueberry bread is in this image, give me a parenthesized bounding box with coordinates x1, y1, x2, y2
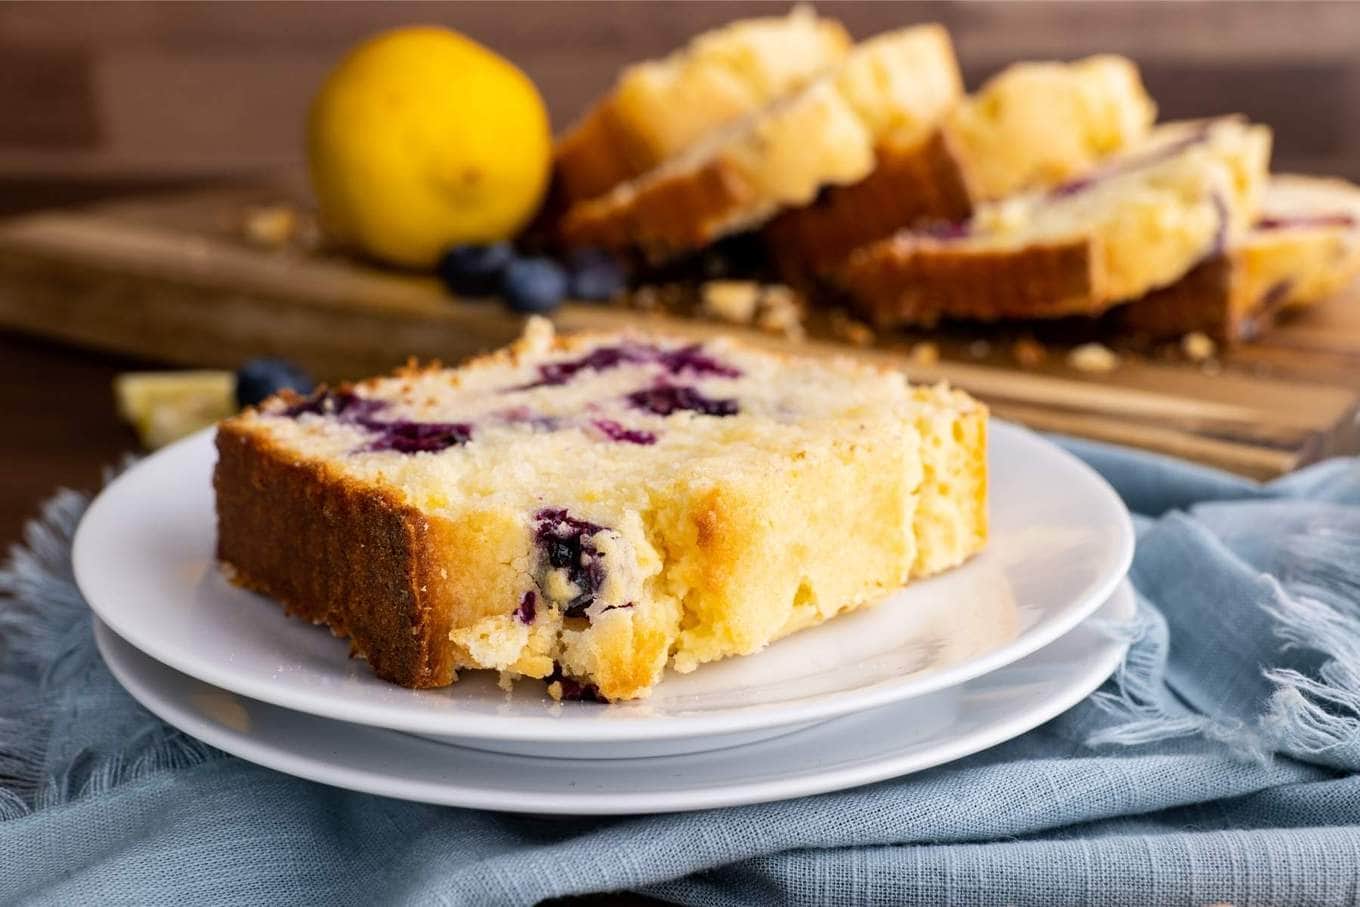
(559, 24, 963, 263)
(838, 117, 1271, 327)
(764, 54, 1156, 283)
(554, 6, 851, 206)
(1118, 174, 1360, 342)
(948, 55, 1156, 203)
(214, 319, 987, 702)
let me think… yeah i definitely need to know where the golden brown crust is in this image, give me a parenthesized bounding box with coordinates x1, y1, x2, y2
(554, 102, 662, 208)
(763, 130, 974, 286)
(214, 422, 456, 688)
(557, 26, 960, 264)
(1113, 256, 1250, 342)
(1114, 250, 1319, 345)
(559, 158, 755, 261)
(839, 235, 1099, 327)
(550, 10, 851, 209)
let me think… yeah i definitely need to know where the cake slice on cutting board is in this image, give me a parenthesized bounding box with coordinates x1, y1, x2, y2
(1118, 174, 1360, 342)
(764, 54, 1157, 283)
(837, 117, 1272, 327)
(553, 6, 851, 207)
(559, 24, 964, 262)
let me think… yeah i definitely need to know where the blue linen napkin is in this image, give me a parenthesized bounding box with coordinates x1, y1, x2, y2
(3, 436, 1359, 906)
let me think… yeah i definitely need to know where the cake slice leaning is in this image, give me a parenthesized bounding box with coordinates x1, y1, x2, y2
(838, 117, 1271, 328)
(214, 319, 987, 702)
(1117, 174, 1360, 342)
(553, 5, 851, 206)
(559, 24, 963, 262)
(764, 55, 1156, 284)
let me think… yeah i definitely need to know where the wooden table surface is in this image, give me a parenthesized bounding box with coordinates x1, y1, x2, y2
(0, 329, 142, 549)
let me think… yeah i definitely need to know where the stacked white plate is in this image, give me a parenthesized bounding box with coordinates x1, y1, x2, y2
(76, 421, 1135, 815)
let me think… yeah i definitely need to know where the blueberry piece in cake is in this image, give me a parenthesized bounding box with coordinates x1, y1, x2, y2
(514, 591, 537, 625)
(437, 243, 514, 297)
(214, 318, 987, 701)
(590, 419, 657, 445)
(533, 508, 613, 618)
(503, 258, 569, 313)
(235, 358, 314, 408)
(518, 340, 741, 390)
(626, 382, 738, 417)
(365, 420, 473, 454)
(282, 388, 386, 421)
(544, 663, 606, 703)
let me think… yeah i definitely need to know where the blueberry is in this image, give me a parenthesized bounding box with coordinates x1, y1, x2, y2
(626, 382, 738, 418)
(436, 243, 514, 297)
(514, 590, 537, 625)
(236, 358, 314, 408)
(567, 248, 626, 302)
(534, 509, 608, 619)
(546, 663, 606, 703)
(365, 419, 474, 453)
(502, 257, 568, 313)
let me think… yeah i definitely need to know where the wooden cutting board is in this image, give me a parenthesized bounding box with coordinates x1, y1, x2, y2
(1, 185, 1357, 479)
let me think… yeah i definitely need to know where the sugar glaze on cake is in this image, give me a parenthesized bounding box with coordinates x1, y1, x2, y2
(214, 320, 987, 701)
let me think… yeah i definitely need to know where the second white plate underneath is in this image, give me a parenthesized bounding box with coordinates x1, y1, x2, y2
(74, 420, 1133, 755)
(95, 581, 1134, 815)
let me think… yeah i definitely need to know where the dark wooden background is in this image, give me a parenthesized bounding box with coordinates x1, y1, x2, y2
(3, 0, 1359, 541)
(3, 0, 1359, 211)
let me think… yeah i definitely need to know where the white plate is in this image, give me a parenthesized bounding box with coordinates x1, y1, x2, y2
(73, 421, 1133, 755)
(94, 580, 1134, 814)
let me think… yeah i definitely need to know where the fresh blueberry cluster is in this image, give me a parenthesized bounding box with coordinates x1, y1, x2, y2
(436, 242, 627, 313)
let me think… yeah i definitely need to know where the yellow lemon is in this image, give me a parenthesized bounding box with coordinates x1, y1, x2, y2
(307, 26, 551, 268)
